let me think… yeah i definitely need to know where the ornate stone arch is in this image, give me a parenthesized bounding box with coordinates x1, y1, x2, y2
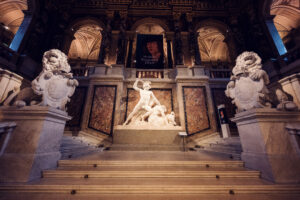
(68, 17, 105, 33)
(130, 17, 170, 32)
(64, 18, 104, 64)
(0, 0, 28, 34)
(269, 1, 300, 47)
(195, 19, 236, 66)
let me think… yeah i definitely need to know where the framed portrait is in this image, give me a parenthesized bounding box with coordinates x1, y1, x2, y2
(136, 34, 164, 69)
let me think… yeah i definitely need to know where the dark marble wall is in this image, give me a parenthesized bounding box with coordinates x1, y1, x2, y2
(183, 86, 210, 135)
(88, 86, 117, 135)
(211, 88, 238, 135)
(125, 89, 173, 120)
(66, 87, 87, 128)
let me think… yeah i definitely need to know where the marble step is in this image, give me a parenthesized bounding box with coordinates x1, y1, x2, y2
(109, 144, 182, 151)
(210, 142, 242, 149)
(1, 184, 300, 195)
(42, 170, 261, 178)
(218, 137, 241, 143)
(198, 137, 241, 147)
(58, 160, 245, 168)
(194, 149, 241, 160)
(207, 144, 242, 154)
(56, 165, 247, 171)
(2, 192, 300, 200)
(29, 177, 271, 185)
(60, 145, 97, 151)
(60, 148, 103, 159)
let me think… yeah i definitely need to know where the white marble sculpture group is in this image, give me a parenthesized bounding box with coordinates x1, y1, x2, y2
(123, 79, 177, 127)
(3, 49, 78, 111)
(226, 51, 298, 112)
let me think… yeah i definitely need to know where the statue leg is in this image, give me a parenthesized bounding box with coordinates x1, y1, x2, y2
(124, 104, 142, 125)
(141, 106, 153, 122)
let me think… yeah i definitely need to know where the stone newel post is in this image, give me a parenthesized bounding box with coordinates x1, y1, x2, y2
(226, 51, 300, 183)
(232, 109, 300, 183)
(0, 49, 78, 182)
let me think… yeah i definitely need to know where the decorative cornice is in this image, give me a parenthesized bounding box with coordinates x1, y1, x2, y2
(60, 0, 242, 12)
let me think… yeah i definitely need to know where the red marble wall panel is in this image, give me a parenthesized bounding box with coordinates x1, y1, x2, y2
(126, 89, 173, 119)
(66, 87, 87, 128)
(89, 86, 116, 135)
(183, 86, 210, 135)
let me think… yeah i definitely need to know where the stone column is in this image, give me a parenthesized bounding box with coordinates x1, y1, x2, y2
(98, 12, 113, 64)
(165, 32, 174, 69)
(173, 12, 183, 65)
(126, 33, 134, 68)
(279, 73, 300, 108)
(167, 40, 173, 68)
(231, 108, 300, 183)
(186, 12, 201, 66)
(116, 12, 128, 65)
(0, 106, 71, 182)
(62, 29, 75, 55)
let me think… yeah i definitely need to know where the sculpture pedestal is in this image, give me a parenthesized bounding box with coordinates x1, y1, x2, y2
(279, 73, 300, 108)
(0, 106, 70, 183)
(113, 126, 184, 150)
(231, 108, 300, 183)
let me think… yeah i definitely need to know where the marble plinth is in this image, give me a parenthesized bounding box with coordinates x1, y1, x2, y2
(113, 126, 184, 146)
(0, 68, 23, 104)
(0, 106, 71, 183)
(279, 73, 300, 108)
(231, 108, 300, 183)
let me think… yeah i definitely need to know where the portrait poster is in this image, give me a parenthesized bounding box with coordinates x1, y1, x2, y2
(136, 34, 164, 69)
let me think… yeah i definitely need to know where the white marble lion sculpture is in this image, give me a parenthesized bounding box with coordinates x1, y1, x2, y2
(4, 49, 78, 111)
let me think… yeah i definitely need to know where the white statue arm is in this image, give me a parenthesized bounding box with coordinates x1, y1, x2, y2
(133, 79, 141, 92)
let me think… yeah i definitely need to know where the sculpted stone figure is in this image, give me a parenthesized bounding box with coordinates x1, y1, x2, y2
(124, 79, 160, 125)
(225, 51, 271, 112)
(276, 89, 298, 111)
(123, 79, 177, 127)
(3, 49, 78, 111)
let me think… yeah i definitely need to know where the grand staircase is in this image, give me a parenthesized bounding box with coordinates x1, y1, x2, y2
(1, 150, 300, 200)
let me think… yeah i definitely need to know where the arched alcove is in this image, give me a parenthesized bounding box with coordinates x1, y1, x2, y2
(0, 0, 27, 45)
(67, 19, 103, 67)
(195, 20, 234, 68)
(130, 18, 169, 69)
(270, 0, 300, 49)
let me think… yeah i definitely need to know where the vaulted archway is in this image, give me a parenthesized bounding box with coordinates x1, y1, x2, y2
(195, 20, 235, 68)
(67, 19, 103, 67)
(270, 0, 300, 49)
(0, 0, 28, 46)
